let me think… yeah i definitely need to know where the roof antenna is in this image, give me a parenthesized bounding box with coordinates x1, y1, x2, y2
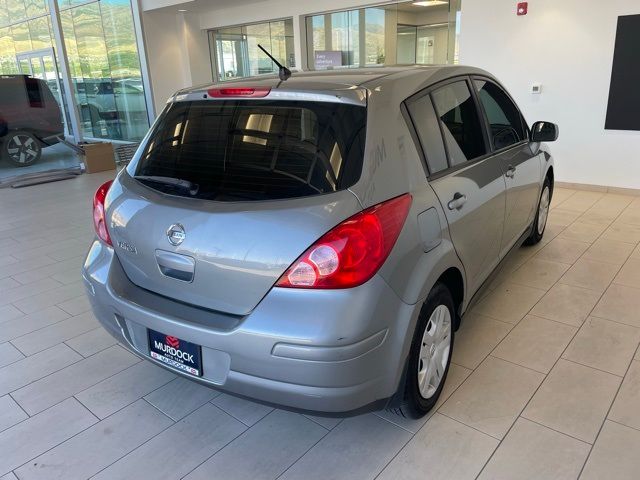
(257, 44, 291, 82)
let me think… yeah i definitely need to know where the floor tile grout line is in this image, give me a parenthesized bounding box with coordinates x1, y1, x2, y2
(436, 410, 503, 441)
(85, 400, 195, 480)
(9, 258, 86, 287)
(173, 408, 309, 480)
(0, 392, 30, 435)
(4, 355, 146, 433)
(0, 307, 86, 350)
(474, 200, 630, 479)
(576, 341, 640, 479)
(13, 393, 175, 478)
(302, 414, 342, 432)
(606, 418, 640, 435)
(140, 396, 179, 422)
(370, 428, 430, 480)
(372, 411, 420, 434)
(271, 421, 334, 480)
(9, 280, 87, 317)
(5, 344, 142, 412)
(9, 308, 103, 349)
(71, 360, 175, 417)
(558, 356, 627, 379)
(63, 337, 116, 359)
(0, 344, 89, 398)
(520, 416, 594, 446)
(0, 349, 26, 370)
(10, 395, 101, 476)
(0, 279, 67, 314)
(486, 353, 554, 376)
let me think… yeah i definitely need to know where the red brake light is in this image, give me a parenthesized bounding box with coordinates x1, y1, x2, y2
(93, 180, 113, 246)
(207, 87, 271, 98)
(276, 194, 413, 289)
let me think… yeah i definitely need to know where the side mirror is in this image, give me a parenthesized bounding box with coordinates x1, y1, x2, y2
(531, 121, 559, 142)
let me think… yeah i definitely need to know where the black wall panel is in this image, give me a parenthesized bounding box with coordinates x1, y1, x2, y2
(605, 14, 640, 131)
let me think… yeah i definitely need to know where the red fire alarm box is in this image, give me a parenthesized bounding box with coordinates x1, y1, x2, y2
(517, 2, 528, 15)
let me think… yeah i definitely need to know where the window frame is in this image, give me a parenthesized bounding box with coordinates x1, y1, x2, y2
(402, 74, 494, 181)
(471, 75, 530, 154)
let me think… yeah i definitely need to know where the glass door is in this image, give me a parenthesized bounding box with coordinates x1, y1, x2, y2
(215, 32, 250, 81)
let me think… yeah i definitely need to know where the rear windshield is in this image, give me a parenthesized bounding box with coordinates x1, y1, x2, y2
(133, 99, 367, 201)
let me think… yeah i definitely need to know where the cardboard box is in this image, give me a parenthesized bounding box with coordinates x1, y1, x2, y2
(81, 142, 116, 174)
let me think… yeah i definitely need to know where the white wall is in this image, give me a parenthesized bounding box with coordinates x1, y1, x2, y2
(142, 9, 212, 112)
(459, 0, 640, 190)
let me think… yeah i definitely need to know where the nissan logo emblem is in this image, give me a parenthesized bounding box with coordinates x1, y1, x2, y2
(166, 224, 186, 246)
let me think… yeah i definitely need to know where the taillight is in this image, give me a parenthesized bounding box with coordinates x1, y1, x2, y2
(207, 87, 271, 98)
(93, 180, 113, 246)
(276, 194, 412, 289)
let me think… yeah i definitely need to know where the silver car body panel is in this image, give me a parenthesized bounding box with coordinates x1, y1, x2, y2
(84, 65, 554, 413)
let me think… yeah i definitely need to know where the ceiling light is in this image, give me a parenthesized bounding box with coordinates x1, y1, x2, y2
(178, 9, 187, 12)
(412, 1, 448, 6)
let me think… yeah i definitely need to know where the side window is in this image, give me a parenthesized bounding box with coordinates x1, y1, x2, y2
(474, 79, 526, 150)
(432, 80, 487, 166)
(406, 94, 448, 175)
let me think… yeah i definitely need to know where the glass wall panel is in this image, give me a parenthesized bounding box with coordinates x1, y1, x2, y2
(306, 0, 460, 70)
(397, 25, 416, 64)
(7, 0, 29, 25)
(0, 0, 149, 143)
(12, 21, 32, 53)
(364, 8, 384, 65)
(100, 0, 148, 140)
(28, 16, 52, 50)
(25, 0, 48, 18)
(0, 0, 150, 183)
(0, 27, 19, 73)
(209, 18, 295, 82)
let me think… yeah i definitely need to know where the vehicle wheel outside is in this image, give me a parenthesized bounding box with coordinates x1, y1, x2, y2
(2, 130, 42, 167)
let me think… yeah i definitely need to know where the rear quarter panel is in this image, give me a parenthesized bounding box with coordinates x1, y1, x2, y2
(350, 68, 471, 310)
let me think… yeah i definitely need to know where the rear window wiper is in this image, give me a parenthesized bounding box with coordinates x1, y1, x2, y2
(133, 175, 199, 196)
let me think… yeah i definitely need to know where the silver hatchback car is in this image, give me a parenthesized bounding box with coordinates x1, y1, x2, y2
(83, 66, 558, 418)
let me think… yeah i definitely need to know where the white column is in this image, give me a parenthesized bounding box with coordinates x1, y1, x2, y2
(48, 0, 83, 143)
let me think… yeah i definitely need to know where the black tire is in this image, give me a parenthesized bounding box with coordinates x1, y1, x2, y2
(2, 130, 42, 167)
(392, 283, 455, 419)
(524, 177, 552, 246)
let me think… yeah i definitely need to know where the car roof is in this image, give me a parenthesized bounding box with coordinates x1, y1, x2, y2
(174, 65, 491, 106)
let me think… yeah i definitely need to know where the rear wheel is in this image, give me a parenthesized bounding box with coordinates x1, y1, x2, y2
(2, 130, 42, 167)
(524, 177, 551, 245)
(393, 283, 454, 418)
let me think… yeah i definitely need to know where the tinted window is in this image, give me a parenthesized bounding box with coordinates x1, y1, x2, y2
(24, 78, 44, 108)
(406, 95, 448, 174)
(134, 100, 366, 201)
(432, 81, 487, 166)
(475, 80, 526, 150)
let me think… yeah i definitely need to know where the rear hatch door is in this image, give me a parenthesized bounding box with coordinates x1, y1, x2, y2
(108, 94, 367, 316)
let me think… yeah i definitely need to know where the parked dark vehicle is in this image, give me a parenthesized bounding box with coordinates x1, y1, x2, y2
(0, 75, 64, 167)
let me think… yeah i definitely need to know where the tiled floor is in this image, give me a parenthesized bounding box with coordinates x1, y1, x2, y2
(1, 173, 640, 479)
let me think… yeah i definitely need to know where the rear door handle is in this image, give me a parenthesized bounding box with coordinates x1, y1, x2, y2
(447, 192, 467, 210)
(505, 165, 516, 178)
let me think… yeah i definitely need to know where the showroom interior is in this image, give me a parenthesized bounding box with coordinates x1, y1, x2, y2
(1, 0, 640, 478)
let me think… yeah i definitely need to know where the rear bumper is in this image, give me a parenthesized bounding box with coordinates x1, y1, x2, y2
(82, 240, 419, 414)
